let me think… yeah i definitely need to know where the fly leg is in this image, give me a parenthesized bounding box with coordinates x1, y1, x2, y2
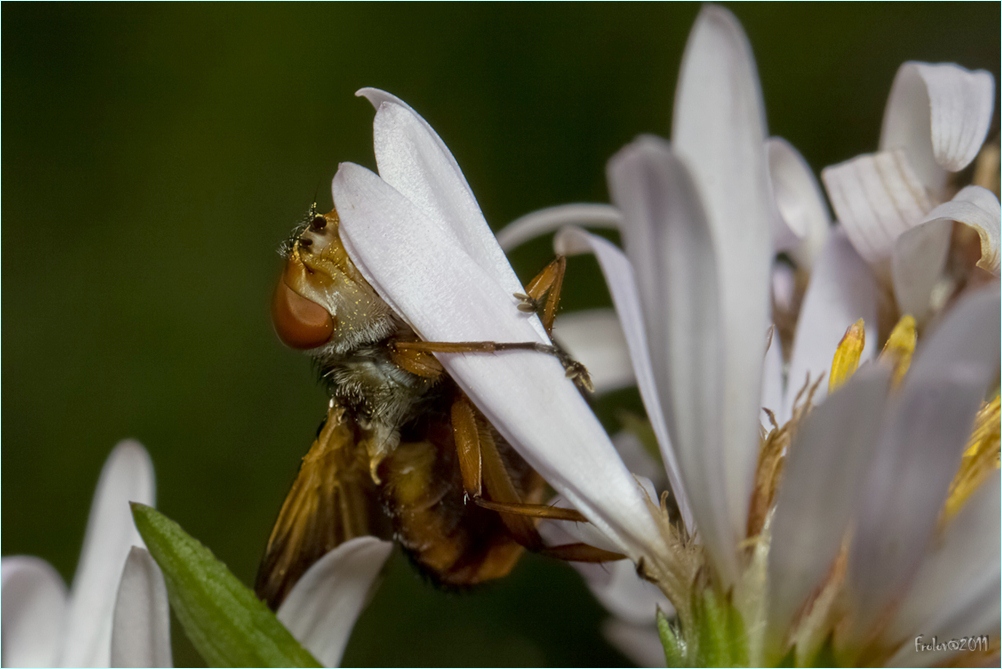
(393, 340, 592, 392)
(390, 255, 593, 391)
(515, 255, 566, 335)
(450, 395, 625, 563)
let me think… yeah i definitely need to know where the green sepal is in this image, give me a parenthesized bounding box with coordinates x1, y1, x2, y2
(131, 503, 321, 668)
(692, 588, 749, 667)
(806, 634, 839, 668)
(775, 645, 797, 667)
(657, 607, 689, 667)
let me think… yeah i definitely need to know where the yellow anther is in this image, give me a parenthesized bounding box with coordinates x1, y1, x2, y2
(879, 315, 917, 388)
(829, 319, 865, 393)
(944, 396, 1001, 522)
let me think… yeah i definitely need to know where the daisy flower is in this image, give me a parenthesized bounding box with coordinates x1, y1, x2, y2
(327, 6, 1000, 667)
(1, 441, 170, 667)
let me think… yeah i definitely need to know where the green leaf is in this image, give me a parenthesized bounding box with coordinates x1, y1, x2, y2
(131, 503, 321, 668)
(657, 607, 689, 667)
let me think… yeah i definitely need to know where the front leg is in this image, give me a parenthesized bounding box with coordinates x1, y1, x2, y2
(393, 339, 593, 392)
(514, 255, 566, 335)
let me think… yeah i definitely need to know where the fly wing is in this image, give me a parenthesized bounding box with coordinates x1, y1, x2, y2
(255, 403, 390, 609)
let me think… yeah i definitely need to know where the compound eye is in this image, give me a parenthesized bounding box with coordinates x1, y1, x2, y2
(310, 215, 327, 231)
(272, 279, 335, 350)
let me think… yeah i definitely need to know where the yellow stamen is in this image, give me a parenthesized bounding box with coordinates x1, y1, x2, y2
(878, 315, 917, 387)
(829, 319, 865, 393)
(944, 396, 1001, 521)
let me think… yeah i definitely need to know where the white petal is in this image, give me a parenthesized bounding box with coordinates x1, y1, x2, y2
(941, 185, 1000, 274)
(551, 309, 635, 395)
(357, 89, 545, 340)
(277, 537, 393, 668)
(911, 282, 1002, 388)
(822, 150, 933, 269)
(553, 224, 693, 533)
(539, 511, 670, 626)
(671, 5, 774, 564)
(771, 261, 797, 313)
(885, 473, 1000, 653)
(62, 440, 156, 668)
(606, 137, 724, 569)
(333, 164, 667, 563)
(890, 219, 952, 323)
(110, 547, 171, 668)
(880, 62, 996, 192)
(784, 229, 878, 420)
(495, 203, 622, 253)
(892, 186, 1001, 320)
(767, 137, 832, 268)
(767, 366, 891, 638)
(760, 326, 783, 429)
(602, 620, 667, 668)
(592, 563, 671, 628)
(889, 580, 997, 664)
(1, 556, 68, 667)
(847, 286, 1001, 637)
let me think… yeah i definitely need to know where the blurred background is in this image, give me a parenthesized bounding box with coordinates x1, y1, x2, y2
(4, 3, 999, 666)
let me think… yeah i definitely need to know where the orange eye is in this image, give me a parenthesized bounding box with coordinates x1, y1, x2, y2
(271, 278, 335, 350)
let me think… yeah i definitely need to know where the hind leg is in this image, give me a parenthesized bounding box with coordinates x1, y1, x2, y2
(450, 394, 625, 563)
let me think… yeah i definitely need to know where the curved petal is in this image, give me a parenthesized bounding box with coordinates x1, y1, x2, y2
(891, 219, 953, 323)
(822, 150, 933, 269)
(110, 547, 171, 668)
(277, 537, 393, 668)
(892, 185, 1001, 320)
(495, 203, 622, 253)
(671, 5, 773, 566)
(767, 366, 891, 639)
(551, 309, 635, 395)
(1, 556, 68, 667)
(553, 225, 693, 533)
(767, 137, 832, 268)
(945, 185, 1000, 274)
(62, 440, 156, 668)
(880, 62, 996, 192)
(603, 620, 667, 668)
(784, 230, 878, 420)
(357, 90, 545, 340)
(333, 163, 667, 563)
(884, 473, 1000, 652)
(846, 286, 1001, 640)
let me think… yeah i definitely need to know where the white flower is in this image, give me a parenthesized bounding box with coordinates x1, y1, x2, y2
(475, 5, 1001, 666)
(1, 441, 388, 669)
(1, 440, 169, 667)
(822, 61, 1000, 324)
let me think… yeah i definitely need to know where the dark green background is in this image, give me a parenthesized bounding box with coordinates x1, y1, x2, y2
(4, 3, 999, 667)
